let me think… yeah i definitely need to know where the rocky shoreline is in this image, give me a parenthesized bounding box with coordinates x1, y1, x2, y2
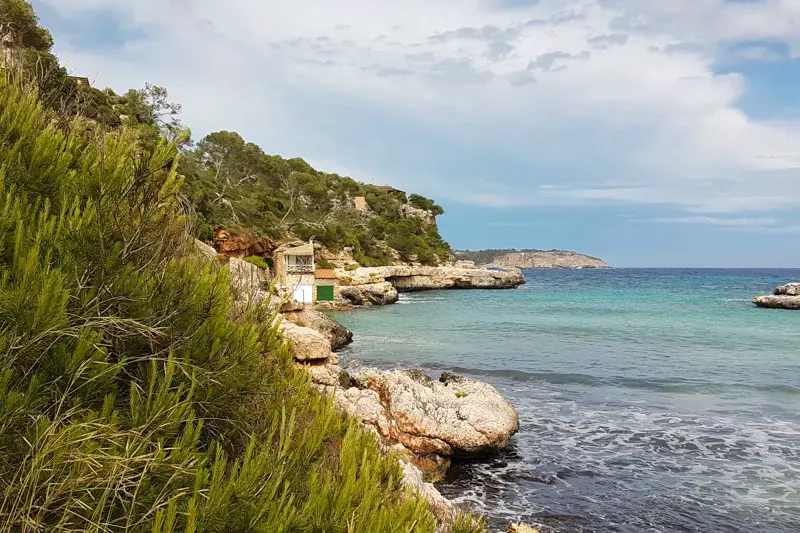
(337, 265, 525, 307)
(207, 246, 529, 531)
(280, 311, 520, 529)
(753, 282, 800, 310)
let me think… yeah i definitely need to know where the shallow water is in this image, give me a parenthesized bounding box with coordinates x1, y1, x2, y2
(330, 269, 800, 532)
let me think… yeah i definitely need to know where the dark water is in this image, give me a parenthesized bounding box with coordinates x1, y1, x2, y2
(330, 269, 800, 532)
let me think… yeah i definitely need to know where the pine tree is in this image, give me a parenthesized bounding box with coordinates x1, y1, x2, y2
(0, 77, 481, 533)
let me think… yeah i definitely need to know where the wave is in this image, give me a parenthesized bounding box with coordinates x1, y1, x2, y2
(418, 363, 800, 396)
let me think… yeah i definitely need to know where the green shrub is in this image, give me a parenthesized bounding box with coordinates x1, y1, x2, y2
(344, 263, 360, 271)
(0, 78, 465, 533)
(317, 260, 335, 269)
(244, 255, 271, 269)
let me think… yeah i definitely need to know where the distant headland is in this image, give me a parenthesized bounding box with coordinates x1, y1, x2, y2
(455, 249, 611, 269)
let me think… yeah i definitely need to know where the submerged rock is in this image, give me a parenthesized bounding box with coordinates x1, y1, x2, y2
(282, 308, 353, 350)
(754, 282, 800, 310)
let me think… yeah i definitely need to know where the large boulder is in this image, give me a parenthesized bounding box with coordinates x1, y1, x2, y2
(330, 367, 519, 480)
(280, 322, 332, 361)
(282, 308, 353, 350)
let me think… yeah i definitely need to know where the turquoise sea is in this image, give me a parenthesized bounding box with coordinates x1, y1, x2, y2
(330, 269, 800, 532)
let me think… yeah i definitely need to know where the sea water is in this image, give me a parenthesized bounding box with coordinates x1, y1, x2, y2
(330, 269, 800, 532)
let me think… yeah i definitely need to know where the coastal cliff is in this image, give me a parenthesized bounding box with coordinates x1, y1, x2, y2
(753, 282, 800, 310)
(337, 265, 525, 306)
(456, 248, 610, 269)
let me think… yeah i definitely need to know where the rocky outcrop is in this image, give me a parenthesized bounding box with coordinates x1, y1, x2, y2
(753, 283, 800, 310)
(775, 282, 800, 296)
(213, 226, 276, 259)
(488, 250, 610, 269)
(338, 265, 524, 306)
(282, 308, 354, 350)
(321, 368, 519, 481)
(279, 322, 333, 361)
(340, 281, 399, 306)
(224, 256, 503, 528)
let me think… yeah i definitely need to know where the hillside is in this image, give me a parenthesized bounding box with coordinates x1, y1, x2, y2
(180, 131, 451, 266)
(456, 249, 611, 269)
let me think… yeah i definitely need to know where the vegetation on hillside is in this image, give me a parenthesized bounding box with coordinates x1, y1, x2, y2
(2, 0, 450, 267)
(0, 75, 485, 533)
(180, 131, 450, 266)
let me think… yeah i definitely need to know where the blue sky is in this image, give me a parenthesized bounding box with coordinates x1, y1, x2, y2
(31, 0, 800, 267)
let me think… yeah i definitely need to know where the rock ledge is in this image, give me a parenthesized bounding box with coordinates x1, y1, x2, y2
(753, 283, 800, 310)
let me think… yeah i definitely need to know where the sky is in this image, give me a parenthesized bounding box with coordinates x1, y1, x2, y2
(30, 0, 800, 267)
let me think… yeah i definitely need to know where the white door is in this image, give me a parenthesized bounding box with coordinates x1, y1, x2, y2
(292, 284, 313, 304)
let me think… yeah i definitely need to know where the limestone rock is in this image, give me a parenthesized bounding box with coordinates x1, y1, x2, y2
(191, 238, 219, 260)
(340, 281, 399, 306)
(754, 282, 800, 310)
(486, 250, 610, 269)
(328, 367, 518, 481)
(282, 308, 353, 350)
(508, 524, 543, 533)
(351, 368, 519, 456)
(774, 282, 800, 296)
(300, 362, 351, 388)
(753, 295, 800, 310)
(336, 265, 524, 306)
(280, 322, 332, 361)
(398, 459, 458, 529)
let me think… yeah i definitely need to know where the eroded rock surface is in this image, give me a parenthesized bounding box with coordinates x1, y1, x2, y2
(321, 367, 519, 481)
(282, 308, 353, 350)
(753, 282, 800, 310)
(338, 265, 524, 306)
(279, 322, 332, 361)
(340, 281, 400, 306)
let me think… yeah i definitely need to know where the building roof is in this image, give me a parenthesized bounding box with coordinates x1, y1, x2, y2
(314, 269, 338, 280)
(68, 75, 91, 86)
(282, 243, 314, 256)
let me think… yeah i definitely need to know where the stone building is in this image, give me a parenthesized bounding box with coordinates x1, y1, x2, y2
(274, 242, 315, 304)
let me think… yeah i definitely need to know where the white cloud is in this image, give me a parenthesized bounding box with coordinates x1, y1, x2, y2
(39, 0, 800, 217)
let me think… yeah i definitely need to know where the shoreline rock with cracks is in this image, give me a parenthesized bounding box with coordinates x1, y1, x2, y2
(753, 282, 800, 310)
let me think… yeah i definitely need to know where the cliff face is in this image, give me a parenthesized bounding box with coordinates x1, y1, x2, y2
(456, 249, 610, 269)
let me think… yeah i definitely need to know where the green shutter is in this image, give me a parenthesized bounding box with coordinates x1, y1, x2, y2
(316, 285, 334, 302)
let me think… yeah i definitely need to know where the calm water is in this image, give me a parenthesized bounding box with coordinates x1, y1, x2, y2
(330, 269, 800, 533)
